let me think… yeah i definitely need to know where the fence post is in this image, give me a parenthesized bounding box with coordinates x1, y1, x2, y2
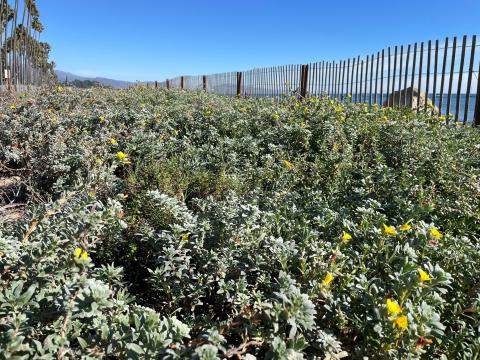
(155, 81, 158, 89)
(180, 76, 184, 90)
(203, 75, 207, 91)
(166, 79, 170, 89)
(474, 61, 480, 127)
(300, 64, 309, 98)
(236, 72, 242, 97)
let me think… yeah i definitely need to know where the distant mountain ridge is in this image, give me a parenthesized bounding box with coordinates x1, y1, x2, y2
(55, 70, 134, 89)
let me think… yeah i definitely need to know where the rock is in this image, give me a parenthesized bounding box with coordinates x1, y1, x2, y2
(383, 87, 439, 114)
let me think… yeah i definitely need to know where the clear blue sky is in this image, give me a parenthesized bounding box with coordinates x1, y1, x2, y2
(37, 0, 480, 82)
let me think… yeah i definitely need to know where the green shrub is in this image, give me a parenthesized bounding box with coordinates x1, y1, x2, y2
(1, 87, 479, 358)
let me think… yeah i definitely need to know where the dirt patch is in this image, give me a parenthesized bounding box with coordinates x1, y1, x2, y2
(0, 204, 24, 222)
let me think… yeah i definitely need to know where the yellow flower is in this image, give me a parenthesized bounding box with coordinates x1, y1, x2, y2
(430, 228, 443, 239)
(439, 115, 446, 122)
(95, 158, 103, 165)
(373, 103, 379, 112)
(334, 105, 342, 113)
(181, 234, 189, 241)
(10, 104, 16, 110)
(99, 116, 105, 123)
(383, 115, 388, 122)
(323, 272, 334, 286)
(399, 224, 412, 231)
(330, 100, 335, 105)
(57, 85, 63, 92)
(240, 107, 247, 113)
(74, 247, 89, 261)
(110, 137, 117, 145)
(284, 160, 294, 170)
(47, 108, 53, 113)
(116, 151, 128, 161)
(87, 191, 96, 198)
(386, 299, 402, 315)
(394, 315, 408, 330)
(418, 269, 432, 282)
(273, 114, 280, 120)
(341, 231, 352, 242)
(383, 224, 397, 236)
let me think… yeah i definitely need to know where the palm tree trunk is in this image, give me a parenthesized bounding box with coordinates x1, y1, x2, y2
(0, 0, 5, 86)
(10, 0, 18, 89)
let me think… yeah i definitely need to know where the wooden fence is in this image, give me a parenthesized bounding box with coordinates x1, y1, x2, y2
(158, 35, 480, 126)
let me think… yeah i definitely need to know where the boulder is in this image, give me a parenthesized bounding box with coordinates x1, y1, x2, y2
(383, 87, 439, 114)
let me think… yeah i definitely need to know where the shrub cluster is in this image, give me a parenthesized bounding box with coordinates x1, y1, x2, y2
(1, 87, 479, 359)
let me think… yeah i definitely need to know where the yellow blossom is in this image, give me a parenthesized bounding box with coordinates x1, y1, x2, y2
(10, 104, 16, 110)
(418, 269, 432, 282)
(99, 116, 105, 122)
(399, 224, 412, 231)
(74, 247, 89, 261)
(110, 137, 117, 145)
(57, 85, 63, 92)
(383, 224, 397, 236)
(394, 315, 408, 330)
(430, 228, 443, 239)
(323, 272, 334, 286)
(273, 114, 280, 120)
(330, 100, 335, 105)
(116, 151, 128, 161)
(240, 107, 247, 113)
(87, 191, 96, 198)
(334, 105, 342, 113)
(341, 231, 352, 242)
(182, 234, 189, 241)
(284, 160, 294, 170)
(373, 103, 379, 112)
(383, 115, 388, 122)
(386, 299, 402, 315)
(439, 115, 446, 122)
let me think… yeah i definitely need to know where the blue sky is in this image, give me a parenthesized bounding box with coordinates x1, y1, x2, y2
(37, 0, 480, 82)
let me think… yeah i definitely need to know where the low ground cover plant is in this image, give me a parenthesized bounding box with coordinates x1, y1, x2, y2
(1, 87, 479, 359)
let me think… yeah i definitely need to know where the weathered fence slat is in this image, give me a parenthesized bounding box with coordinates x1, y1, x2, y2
(417, 42, 424, 114)
(369, 54, 374, 106)
(386, 47, 391, 106)
(404, 45, 411, 107)
(455, 35, 467, 122)
(392, 46, 397, 107)
(375, 52, 379, 105)
(474, 59, 480, 127)
(397, 46, 403, 107)
(464, 36, 476, 124)
(410, 43, 417, 109)
(439, 37, 449, 117)
(355, 56, 360, 102)
(432, 40, 439, 115)
(446, 36, 457, 123)
(380, 50, 384, 105)
(425, 40, 431, 112)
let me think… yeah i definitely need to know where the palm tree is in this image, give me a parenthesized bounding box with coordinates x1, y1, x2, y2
(0, 0, 52, 88)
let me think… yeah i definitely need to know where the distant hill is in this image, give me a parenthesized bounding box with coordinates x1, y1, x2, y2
(55, 70, 133, 89)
